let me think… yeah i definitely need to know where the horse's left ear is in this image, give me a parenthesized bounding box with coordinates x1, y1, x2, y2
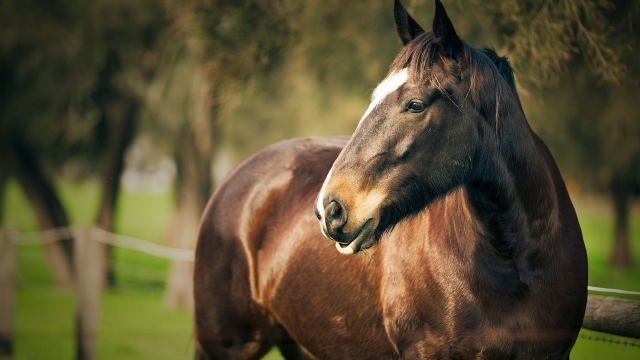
(433, 0, 464, 60)
(394, 0, 425, 46)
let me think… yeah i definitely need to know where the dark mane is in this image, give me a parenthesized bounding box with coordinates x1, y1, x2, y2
(389, 32, 521, 133)
(480, 47, 522, 107)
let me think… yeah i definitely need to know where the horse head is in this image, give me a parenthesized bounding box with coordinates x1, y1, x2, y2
(315, 0, 524, 255)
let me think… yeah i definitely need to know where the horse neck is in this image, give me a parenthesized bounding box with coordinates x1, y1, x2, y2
(466, 110, 559, 256)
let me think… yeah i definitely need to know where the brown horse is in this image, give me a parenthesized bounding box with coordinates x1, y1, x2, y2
(194, 1, 588, 359)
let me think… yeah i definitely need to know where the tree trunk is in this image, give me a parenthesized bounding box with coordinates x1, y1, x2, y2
(0, 229, 16, 358)
(160, 41, 217, 309)
(0, 164, 12, 357)
(164, 127, 212, 309)
(95, 99, 138, 288)
(610, 182, 633, 268)
(0, 165, 7, 223)
(4, 139, 74, 287)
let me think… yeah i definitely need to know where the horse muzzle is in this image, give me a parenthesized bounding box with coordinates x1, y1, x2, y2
(315, 197, 378, 255)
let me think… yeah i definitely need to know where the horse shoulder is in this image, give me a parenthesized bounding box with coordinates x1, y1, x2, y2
(196, 137, 347, 302)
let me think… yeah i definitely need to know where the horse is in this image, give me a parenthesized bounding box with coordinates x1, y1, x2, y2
(193, 1, 588, 359)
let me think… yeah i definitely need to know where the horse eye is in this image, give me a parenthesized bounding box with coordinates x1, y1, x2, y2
(406, 100, 426, 113)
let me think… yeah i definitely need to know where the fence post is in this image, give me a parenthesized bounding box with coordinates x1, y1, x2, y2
(75, 228, 105, 360)
(0, 229, 16, 359)
(583, 295, 640, 339)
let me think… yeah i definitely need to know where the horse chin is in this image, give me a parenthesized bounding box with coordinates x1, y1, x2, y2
(335, 218, 376, 255)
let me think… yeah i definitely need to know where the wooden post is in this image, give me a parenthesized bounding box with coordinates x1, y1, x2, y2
(0, 229, 16, 359)
(74, 228, 105, 360)
(583, 295, 640, 339)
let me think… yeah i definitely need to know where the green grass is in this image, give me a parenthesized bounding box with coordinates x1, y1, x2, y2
(14, 286, 75, 359)
(11, 231, 190, 360)
(577, 197, 640, 299)
(97, 291, 193, 360)
(4, 179, 188, 359)
(572, 329, 640, 360)
(4, 180, 42, 231)
(4, 179, 174, 242)
(2, 180, 640, 359)
(571, 197, 640, 359)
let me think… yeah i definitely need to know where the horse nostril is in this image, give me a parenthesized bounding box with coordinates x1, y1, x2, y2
(324, 199, 348, 233)
(329, 203, 342, 219)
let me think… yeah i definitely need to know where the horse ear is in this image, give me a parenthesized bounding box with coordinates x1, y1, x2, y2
(394, 0, 425, 46)
(432, 0, 464, 60)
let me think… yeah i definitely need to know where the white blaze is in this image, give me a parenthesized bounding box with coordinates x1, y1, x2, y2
(316, 68, 409, 222)
(359, 68, 409, 124)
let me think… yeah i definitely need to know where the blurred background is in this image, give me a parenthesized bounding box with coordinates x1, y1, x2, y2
(0, 0, 639, 359)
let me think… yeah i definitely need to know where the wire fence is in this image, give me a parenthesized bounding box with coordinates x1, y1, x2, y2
(6, 225, 640, 296)
(579, 333, 640, 349)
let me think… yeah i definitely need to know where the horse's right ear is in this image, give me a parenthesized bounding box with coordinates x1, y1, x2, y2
(432, 0, 464, 60)
(394, 0, 425, 46)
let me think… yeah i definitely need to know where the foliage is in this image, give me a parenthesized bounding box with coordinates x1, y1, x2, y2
(0, 0, 165, 174)
(478, 0, 626, 86)
(516, 0, 640, 200)
(166, 0, 297, 87)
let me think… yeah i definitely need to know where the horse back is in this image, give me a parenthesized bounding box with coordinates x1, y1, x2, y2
(194, 137, 396, 359)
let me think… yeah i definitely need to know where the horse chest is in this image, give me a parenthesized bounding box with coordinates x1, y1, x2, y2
(380, 266, 469, 354)
(377, 222, 497, 358)
(387, 291, 496, 356)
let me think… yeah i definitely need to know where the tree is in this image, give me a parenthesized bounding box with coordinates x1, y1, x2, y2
(143, 0, 299, 308)
(84, 0, 166, 287)
(0, 0, 168, 287)
(137, 36, 216, 308)
(478, 0, 625, 86)
(0, 0, 97, 287)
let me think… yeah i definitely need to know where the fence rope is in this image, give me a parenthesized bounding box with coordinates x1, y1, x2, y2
(8, 226, 195, 262)
(6, 227, 640, 295)
(588, 286, 640, 296)
(89, 227, 194, 262)
(10, 227, 73, 246)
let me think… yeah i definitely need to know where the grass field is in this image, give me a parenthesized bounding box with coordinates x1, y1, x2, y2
(2, 180, 640, 359)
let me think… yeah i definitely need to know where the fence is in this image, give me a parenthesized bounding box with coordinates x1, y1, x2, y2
(0, 227, 194, 360)
(0, 227, 639, 359)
